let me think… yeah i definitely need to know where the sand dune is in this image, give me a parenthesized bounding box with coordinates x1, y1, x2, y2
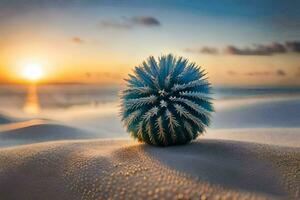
(0, 114, 17, 124)
(0, 139, 299, 200)
(0, 120, 96, 147)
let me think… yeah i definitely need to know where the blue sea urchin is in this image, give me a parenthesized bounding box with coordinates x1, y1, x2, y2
(120, 54, 213, 146)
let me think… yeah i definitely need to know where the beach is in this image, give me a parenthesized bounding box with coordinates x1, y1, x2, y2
(1, 1, 300, 199)
(0, 86, 299, 200)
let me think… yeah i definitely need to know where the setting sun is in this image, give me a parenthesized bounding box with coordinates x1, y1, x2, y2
(21, 63, 44, 81)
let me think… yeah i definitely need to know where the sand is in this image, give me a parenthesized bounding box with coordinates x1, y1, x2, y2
(0, 119, 97, 148)
(0, 136, 299, 200)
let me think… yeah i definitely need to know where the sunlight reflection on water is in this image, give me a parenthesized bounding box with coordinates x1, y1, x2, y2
(23, 84, 41, 114)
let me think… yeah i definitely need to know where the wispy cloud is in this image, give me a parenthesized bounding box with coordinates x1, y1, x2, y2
(71, 37, 84, 44)
(131, 16, 160, 26)
(245, 71, 272, 76)
(285, 41, 300, 52)
(84, 72, 121, 79)
(186, 41, 300, 56)
(276, 69, 286, 76)
(99, 20, 132, 30)
(227, 69, 287, 77)
(296, 67, 300, 77)
(224, 43, 286, 56)
(99, 16, 161, 30)
(184, 47, 218, 55)
(227, 70, 237, 76)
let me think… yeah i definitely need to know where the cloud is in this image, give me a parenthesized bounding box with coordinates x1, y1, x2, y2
(226, 69, 287, 77)
(224, 42, 286, 56)
(297, 67, 300, 76)
(243, 69, 286, 76)
(99, 16, 161, 30)
(285, 41, 300, 52)
(245, 71, 271, 76)
(227, 70, 237, 76)
(265, 43, 287, 53)
(131, 16, 160, 26)
(71, 37, 84, 44)
(84, 72, 121, 79)
(99, 21, 132, 30)
(184, 47, 219, 55)
(186, 41, 300, 56)
(276, 69, 286, 76)
(85, 72, 91, 78)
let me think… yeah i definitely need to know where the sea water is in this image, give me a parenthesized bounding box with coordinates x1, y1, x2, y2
(0, 84, 300, 131)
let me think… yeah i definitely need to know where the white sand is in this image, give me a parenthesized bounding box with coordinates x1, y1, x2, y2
(0, 127, 299, 199)
(0, 120, 97, 148)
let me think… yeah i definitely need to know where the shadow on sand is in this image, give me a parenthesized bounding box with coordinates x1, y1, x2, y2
(140, 140, 286, 197)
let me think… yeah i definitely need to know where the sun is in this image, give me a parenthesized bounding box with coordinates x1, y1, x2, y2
(22, 63, 44, 81)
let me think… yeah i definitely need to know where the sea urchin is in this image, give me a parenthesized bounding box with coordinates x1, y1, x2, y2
(120, 54, 213, 146)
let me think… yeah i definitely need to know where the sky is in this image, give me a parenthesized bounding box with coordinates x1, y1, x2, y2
(0, 0, 299, 87)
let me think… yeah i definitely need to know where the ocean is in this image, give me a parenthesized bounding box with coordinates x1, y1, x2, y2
(1, 84, 300, 108)
(1, 84, 300, 134)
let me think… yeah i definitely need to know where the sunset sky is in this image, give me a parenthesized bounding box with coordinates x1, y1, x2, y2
(0, 0, 300, 87)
